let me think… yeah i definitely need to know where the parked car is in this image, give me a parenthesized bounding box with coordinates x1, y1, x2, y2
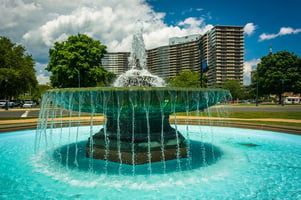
(22, 100, 37, 108)
(0, 100, 6, 108)
(12, 100, 22, 107)
(0, 100, 14, 108)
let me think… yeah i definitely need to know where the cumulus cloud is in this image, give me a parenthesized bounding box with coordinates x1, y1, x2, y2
(259, 27, 301, 41)
(35, 62, 51, 84)
(19, 0, 214, 59)
(1, 0, 214, 84)
(36, 74, 50, 85)
(244, 23, 257, 36)
(0, 0, 41, 29)
(178, 17, 204, 28)
(243, 59, 260, 85)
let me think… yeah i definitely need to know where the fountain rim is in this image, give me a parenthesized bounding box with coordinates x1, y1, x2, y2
(46, 87, 230, 93)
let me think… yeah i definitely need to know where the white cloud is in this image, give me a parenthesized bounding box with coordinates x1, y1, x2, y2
(259, 33, 278, 41)
(35, 62, 51, 84)
(243, 59, 260, 85)
(244, 23, 257, 36)
(36, 74, 50, 85)
(259, 27, 301, 41)
(279, 27, 301, 35)
(178, 17, 204, 28)
(0, 0, 41, 29)
(20, 1, 213, 56)
(1, 0, 214, 84)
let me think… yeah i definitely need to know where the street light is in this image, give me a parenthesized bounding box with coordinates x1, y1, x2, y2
(256, 68, 259, 106)
(5, 77, 8, 110)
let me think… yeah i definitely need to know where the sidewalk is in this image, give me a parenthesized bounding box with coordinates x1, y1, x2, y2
(1, 116, 301, 135)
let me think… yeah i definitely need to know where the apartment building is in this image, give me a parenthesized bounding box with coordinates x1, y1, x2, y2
(101, 52, 130, 75)
(206, 25, 244, 87)
(102, 25, 244, 87)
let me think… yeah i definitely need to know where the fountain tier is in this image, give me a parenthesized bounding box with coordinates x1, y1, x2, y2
(40, 87, 230, 165)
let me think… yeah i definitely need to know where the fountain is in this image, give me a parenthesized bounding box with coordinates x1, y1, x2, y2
(36, 24, 230, 166)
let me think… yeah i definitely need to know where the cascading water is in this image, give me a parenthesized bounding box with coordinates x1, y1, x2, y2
(113, 23, 166, 87)
(35, 23, 231, 174)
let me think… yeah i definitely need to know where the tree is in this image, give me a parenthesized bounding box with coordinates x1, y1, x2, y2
(0, 36, 38, 100)
(221, 79, 244, 100)
(168, 70, 201, 87)
(251, 51, 301, 104)
(46, 34, 115, 88)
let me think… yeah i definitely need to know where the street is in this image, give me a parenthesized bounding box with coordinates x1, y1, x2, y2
(0, 109, 40, 118)
(1, 105, 301, 119)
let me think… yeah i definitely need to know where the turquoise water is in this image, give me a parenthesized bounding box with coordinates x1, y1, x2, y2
(1, 126, 301, 199)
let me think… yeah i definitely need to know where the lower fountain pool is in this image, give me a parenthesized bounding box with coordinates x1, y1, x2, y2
(1, 125, 301, 199)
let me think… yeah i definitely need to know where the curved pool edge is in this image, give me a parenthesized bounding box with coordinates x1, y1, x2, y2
(1, 119, 301, 135)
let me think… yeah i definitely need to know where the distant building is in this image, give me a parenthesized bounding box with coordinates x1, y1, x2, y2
(205, 25, 244, 87)
(147, 35, 202, 78)
(101, 52, 130, 75)
(102, 25, 244, 87)
(147, 45, 170, 78)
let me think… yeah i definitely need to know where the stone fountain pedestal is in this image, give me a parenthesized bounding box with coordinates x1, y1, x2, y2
(86, 113, 187, 165)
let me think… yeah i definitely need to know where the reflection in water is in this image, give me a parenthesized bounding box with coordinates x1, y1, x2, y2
(52, 140, 223, 175)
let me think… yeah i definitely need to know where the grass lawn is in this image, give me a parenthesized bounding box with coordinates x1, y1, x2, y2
(177, 110, 301, 120)
(217, 111, 301, 120)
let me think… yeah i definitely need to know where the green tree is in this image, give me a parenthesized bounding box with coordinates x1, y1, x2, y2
(168, 70, 201, 87)
(32, 84, 51, 101)
(46, 34, 115, 88)
(251, 51, 301, 104)
(221, 79, 244, 100)
(0, 36, 37, 100)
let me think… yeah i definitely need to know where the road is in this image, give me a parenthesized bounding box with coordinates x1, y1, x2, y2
(1, 105, 301, 119)
(0, 109, 40, 118)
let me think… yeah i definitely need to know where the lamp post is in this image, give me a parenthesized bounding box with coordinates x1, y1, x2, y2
(256, 68, 259, 106)
(5, 77, 8, 110)
(281, 80, 284, 106)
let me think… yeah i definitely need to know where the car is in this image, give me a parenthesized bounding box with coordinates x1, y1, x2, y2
(0, 100, 14, 108)
(22, 100, 37, 108)
(12, 101, 22, 107)
(0, 100, 6, 108)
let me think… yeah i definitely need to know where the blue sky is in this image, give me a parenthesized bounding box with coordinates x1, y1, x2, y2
(147, 0, 301, 60)
(146, 0, 301, 84)
(1, 0, 300, 85)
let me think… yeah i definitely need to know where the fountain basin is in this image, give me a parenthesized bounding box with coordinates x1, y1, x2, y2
(39, 87, 230, 164)
(3, 126, 301, 199)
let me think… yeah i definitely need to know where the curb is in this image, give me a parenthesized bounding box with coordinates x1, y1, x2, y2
(1, 118, 301, 135)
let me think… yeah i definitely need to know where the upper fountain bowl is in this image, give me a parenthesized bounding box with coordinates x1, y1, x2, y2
(45, 87, 231, 115)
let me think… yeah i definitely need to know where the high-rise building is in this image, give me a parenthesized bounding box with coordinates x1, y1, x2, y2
(147, 46, 170, 78)
(102, 25, 244, 87)
(101, 52, 130, 75)
(147, 36, 202, 79)
(205, 26, 244, 87)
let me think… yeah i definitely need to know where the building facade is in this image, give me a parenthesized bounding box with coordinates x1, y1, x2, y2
(146, 46, 170, 78)
(102, 25, 244, 87)
(205, 25, 244, 87)
(101, 52, 130, 75)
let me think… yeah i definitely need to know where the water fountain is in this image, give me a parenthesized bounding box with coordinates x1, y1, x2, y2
(36, 24, 230, 166)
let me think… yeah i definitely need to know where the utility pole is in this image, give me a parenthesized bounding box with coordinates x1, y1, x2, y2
(5, 77, 8, 110)
(256, 68, 259, 106)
